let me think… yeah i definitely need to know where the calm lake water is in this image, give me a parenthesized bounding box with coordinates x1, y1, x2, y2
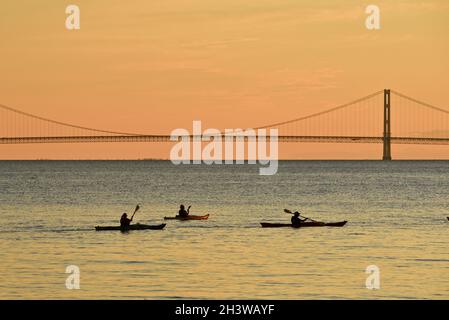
(0, 160, 448, 299)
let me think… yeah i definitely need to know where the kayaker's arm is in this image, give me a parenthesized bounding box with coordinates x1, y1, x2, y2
(187, 206, 191, 214)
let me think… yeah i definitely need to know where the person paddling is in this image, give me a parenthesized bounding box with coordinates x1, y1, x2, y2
(120, 213, 132, 228)
(120, 205, 140, 228)
(291, 211, 306, 227)
(179, 204, 191, 218)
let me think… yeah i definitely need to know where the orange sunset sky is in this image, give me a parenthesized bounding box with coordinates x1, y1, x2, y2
(1, 0, 448, 159)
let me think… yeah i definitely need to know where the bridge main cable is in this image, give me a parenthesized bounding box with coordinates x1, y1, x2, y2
(391, 90, 449, 115)
(0, 103, 143, 136)
(254, 90, 384, 129)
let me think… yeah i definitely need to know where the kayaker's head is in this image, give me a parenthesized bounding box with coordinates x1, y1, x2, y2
(121, 213, 128, 219)
(180, 204, 185, 210)
(294, 212, 300, 217)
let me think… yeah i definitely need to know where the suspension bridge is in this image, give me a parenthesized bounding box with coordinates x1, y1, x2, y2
(1, 89, 449, 160)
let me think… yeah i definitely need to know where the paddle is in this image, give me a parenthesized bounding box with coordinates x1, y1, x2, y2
(284, 208, 318, 222)
(130, 204, 140, 221)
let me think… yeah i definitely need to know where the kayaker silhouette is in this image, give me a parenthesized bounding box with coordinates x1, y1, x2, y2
(119, 205, 140, 228)
(179, 204, 191, 218)
(291, 212, 306, 227)
(120, 213, 132, 228)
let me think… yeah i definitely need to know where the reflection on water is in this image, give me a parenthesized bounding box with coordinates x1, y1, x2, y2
(0, 160, 448, 299)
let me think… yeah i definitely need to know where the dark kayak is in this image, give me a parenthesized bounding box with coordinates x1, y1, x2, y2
(260, 221, 347, 228)
(164, 214, 210, 220)
(95, 223, 166, 231)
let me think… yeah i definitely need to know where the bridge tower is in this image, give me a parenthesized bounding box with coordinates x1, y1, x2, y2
(382, 89, 392, 160)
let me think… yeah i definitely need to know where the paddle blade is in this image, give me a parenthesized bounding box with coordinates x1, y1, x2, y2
(284, 209, 292, 214)
(135, 205, 140, 213)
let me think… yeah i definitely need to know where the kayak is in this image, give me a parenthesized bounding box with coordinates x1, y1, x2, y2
(95, 223, 166, 231)
(260, 221, 347, 228)
(164, 214, 210, 220)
